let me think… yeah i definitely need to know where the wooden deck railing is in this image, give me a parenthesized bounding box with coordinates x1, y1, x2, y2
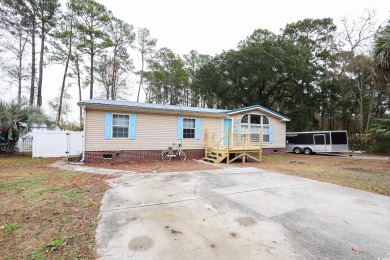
(204, 127, 263, 163)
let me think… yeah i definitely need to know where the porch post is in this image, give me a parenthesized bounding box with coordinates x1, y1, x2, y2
(259, 127, 263, 162)
(205, 128, 208, 158)
(227, 128, 230, 164)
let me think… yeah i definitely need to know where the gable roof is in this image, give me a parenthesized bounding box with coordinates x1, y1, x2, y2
(227, 105, 290, 121)
(78, 99, 290, 121)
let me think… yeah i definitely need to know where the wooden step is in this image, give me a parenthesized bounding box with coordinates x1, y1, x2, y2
(204, 155, 228, 163)
(203, 157, 217, 163)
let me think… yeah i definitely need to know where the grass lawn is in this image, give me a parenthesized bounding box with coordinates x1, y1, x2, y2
(240, 153, 390, 196)
(0, 154, 109, 259)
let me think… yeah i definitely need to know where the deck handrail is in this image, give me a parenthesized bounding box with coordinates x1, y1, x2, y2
(205, 128, 264, 149)
(204, 127, 263, 164)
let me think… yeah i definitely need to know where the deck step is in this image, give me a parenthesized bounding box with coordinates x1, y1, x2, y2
(203, 154, 228, 163)
(203, 157, 217, 163)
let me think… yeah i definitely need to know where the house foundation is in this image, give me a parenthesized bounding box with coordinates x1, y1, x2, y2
(84, 148, 284, 163)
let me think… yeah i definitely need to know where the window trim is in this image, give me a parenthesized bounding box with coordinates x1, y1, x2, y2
(240, 114, 270, 143)
(112, 113, 130, 139)
(182, 117, 196, 139)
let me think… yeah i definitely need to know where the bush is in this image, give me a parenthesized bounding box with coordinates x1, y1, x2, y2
(348, 134, 373, 152)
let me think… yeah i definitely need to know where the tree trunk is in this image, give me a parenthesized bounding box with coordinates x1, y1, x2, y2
(111, 46, 117, 100)
(365, 87, 375, 132)
(90, 51, 94, 99)
(137, 52, 144, 102)
(29, 20, 36, 106)
(57, 34, 72, 125)
(18, 34, 23, 102)
(76, 55, 83, 128)
(359, 78, 364, 133)
(37, 22, 45, 107)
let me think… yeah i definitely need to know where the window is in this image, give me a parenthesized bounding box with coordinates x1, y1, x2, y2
(241, 114, 249, 123)
(240, 114, 270, 143)
(112, 114, 129, 138)
(183, 118, 195, 139)
(250, 114, 261, 124)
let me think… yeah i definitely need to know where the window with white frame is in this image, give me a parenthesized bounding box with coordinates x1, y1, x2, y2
(112, 114, 129, 138)
(240, 114, 270, 143)
(183, 118, 195, 138)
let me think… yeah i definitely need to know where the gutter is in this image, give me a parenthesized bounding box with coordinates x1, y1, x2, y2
(80, 106, 87, 162)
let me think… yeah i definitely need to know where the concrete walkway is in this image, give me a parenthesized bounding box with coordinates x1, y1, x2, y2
(49, 160, 135, 175)
(50, 160, 390, 260)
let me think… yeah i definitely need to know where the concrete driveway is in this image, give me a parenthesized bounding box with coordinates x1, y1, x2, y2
(95, 167, 390, 260)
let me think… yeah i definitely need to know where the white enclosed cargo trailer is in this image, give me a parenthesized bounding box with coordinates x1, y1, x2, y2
(286, 131, 349, 155)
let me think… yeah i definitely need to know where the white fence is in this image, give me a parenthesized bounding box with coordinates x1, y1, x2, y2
(18, 135, 33, 152)
(32, 131, 83, 158)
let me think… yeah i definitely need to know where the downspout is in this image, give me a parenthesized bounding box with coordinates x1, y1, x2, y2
(80, 106, 87, 162)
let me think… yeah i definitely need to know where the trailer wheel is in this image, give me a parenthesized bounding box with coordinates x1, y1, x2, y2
(303, 148, 312, 155)
(293, 147, 302, 154)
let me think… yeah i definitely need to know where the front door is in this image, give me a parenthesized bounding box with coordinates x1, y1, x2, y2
(223, 118, 232, 146)
(313, 134, 326, 151)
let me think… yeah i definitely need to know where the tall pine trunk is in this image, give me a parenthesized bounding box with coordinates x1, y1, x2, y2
(29, 20, 36, 106)
(137, 52, 144, 102)
(37, 21, 45, 107)
(57, 26, 73, 125)
(111, 47, 117, 100)
(18, 34, 24, 102)
(90, 52, 94, 99)
(75, 55, 83, 128)
(57, 55, 70, 125)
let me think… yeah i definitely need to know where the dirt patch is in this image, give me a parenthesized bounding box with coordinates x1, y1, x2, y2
(343, 168, 370, 172)
(0, 156, 108, 259)
(87, 159, 219, 173)
(236, 153, 390, 196)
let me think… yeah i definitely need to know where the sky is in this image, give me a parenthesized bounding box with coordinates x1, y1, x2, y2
(4, 0, 390, 123)
(96, 0, 389, 56)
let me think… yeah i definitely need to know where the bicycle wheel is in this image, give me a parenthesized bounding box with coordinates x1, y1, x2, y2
(179, 151, 186, 161)
(161, 150, 172, 161)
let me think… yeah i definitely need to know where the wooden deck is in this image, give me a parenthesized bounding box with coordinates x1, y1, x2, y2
(204, 128, 263, 164)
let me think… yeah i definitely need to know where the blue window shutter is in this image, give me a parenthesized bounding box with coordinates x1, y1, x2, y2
(195, 118, 201, 140)
(177, 117, 183, 140)
(269, 126, 274, 144)
(104, 112, 112, 139)
(130, 114, 136, 139)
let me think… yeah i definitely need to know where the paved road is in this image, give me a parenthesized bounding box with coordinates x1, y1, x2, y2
(95, 167, 390, 260)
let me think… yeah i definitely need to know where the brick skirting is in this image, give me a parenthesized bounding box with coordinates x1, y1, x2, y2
(85, 147, 285, 163)
(262, 148, 285, 155)
(85, 149, 205, 163)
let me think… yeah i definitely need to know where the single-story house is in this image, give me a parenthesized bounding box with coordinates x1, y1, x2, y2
(78, 99, 290, 163)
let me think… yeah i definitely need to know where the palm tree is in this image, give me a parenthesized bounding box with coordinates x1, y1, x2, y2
(374, 24, 390, 77)
(0, 101, 49, 153)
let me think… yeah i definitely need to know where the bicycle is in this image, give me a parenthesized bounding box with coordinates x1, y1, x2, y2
(161, 142, 186, 161)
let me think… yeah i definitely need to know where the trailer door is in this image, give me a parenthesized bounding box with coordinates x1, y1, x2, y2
(313, 134, 326, 152)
